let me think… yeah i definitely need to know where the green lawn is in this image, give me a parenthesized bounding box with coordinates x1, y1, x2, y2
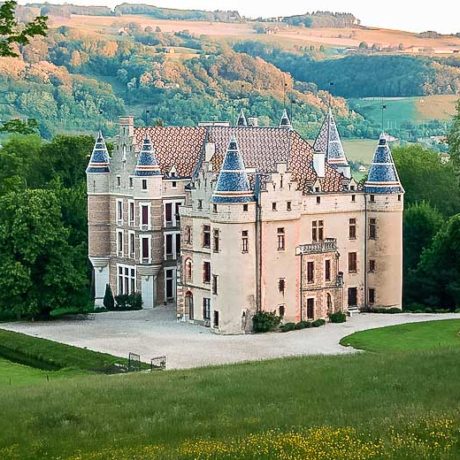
(340, 319, 460, 353)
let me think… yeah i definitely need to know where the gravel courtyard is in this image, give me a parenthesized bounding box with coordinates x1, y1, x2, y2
(1, 308, 459, 369)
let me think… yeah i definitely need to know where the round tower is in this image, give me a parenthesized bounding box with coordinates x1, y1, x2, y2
(211, 137, 257, 334)
(134, 136, 163, 308)
(364, 134, 404, 310)
(86, 131, 111, 305)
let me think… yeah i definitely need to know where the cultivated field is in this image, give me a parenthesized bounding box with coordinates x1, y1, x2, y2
(50, 14, 460, 54)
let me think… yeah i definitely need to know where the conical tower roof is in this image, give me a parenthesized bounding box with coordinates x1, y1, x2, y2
(364, 134, 404, 194)
(279, 109, 292, 129)
(212, 137, 254, 204)
(314, 109, 348, 167)
(86, 131, 110, 173)
(236, 109, 248, 127)
(134, 136, 161, 176)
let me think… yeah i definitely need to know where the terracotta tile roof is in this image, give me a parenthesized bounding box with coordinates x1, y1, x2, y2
(134, 127, 207, 177)
(133, 125, 345, 193)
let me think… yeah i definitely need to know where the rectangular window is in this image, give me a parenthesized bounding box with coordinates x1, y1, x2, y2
(316, 196, 321, 204)
(165, 234, 173, 257)
(165, 269, 175, 300)
(213, 204, 217, 213)
(243, 204, 248, 212)
(348, 252, 357, 273)
(175, 233, 181, 258)
(278, 278, 285, 294)
(369, 218, 377, 239)
(287, 201, 292, 211)
(213, 310, 219, 328)
(312, 221, 324, 242)
(213, 229, 220, 253)
(198, 199, 203, 210)
(129, 201, 135, 226)
(242, 230, 248, 253)
(129, 177, 133, 188)
(203, 298, 211, 320)
(117, 264, 136, 295)
(307, 298, 314, 320)
(369, 288, 376, 305)
(352, 194, 356, 202)
(349, 218, 356, 239)
(165, 203, 173, 224)
(370, 195, 375, 203)
(172, 181, 177, 188)
(185, 225, 192, 245)
(142, 179, 147, 190)
(203, 262, 211, 284)
(141, 204, 149, 229)
(277, 227, 285, 251)
(141, 236, 150, 263)
(369, 259, 376, 273)
(348, 287, 358, 307)
(307, 261, 315, 283)
(129, 231, 135, 258)
(175, 202, 181, 224)
(117, 229, 124, 257)
(117, 176, 121, 187)
(116, 199, 123, 224)
(272, 202, 277, 211)
(203, 225, 211, 248)
(325, 259, 331, 282)
(212, 275, 218, 295)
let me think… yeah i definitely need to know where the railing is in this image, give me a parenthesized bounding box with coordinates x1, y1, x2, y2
(296, 238, 337, 255)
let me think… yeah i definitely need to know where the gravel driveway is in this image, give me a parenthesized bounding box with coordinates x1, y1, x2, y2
(1, 308, 459, 370)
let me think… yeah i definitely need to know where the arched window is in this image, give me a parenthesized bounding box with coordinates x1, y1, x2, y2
(184, 258, 193, 282)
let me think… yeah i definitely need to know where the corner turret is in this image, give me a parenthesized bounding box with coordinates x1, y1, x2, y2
(86, 131, 110, 174)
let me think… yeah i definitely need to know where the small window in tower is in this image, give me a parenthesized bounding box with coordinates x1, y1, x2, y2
(117, 176, 121, 187)
(272, 202, 277, 211)
(242, 230, 248, 253)
(213, 310, 219, 328)
(129, 177, 133, 188)
(279, 305, 285, 317)
(287, 201, 292, 211)
(349, 218, 356, 239)
(278, 278, 285, 294)
(369, 259, 376, 273)
(316, 196, 321, 204)
(212, 275, 218, 295)
(172, 181, 177, 188)
(370, 195, 375, 203)
(369, 288, 376, 305)
(203, 261, 211, 283)
(243, 204, 248, 212)
(325, 259, 331, 282)
(185, 226, 192, 245)
(203, 225, 211, 248)
(348, 252, 357, 273)
(213, 229, 219, 253)
(213, 204, 217, 213)
(398, 194, 401, 201)
(352, 194, 356, 202)
(198, 199, 203, 210)
(142, 179, 147, 190)
(369, 218, 377, 240)
(277, 227, 285, 251)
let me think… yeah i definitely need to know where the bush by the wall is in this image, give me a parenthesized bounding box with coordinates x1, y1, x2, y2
(103, 284, 115, 310)
(252, 311, 281, 333)
(295, 321, 311, 330)
(114, 293, 143, 311)
(312, 319, 326, 327)
(329, 311, 347, 323)
(371, 307, 402, 314)
(280, 322, 296, 333)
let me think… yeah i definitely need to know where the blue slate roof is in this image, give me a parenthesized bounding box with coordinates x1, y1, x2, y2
(86, 131, 110, 173)
(236, 109, 248, 127)
(364, 135, 404, 194)
(135, 137, 162, 176)
(212, 137, 255, 203)
(279, 109, 292, 129)
(313, 109, 349, 168)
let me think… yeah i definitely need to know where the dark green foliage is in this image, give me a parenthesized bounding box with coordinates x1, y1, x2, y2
(49, 307, 90, 318)
(0, 1, 48, 58)
(448, 101, 460, 173)
(295, 321, 311, 330)
(369, 307, 402, 314)
(103, 284, 115, 310)
(114, 293, 143, 311)
(0, 118, 38, 134)
(280, 322, 296, 332)
(252, 311, 281, 333)
(329, 311, 347, 323)
(312, 319, 326, 327)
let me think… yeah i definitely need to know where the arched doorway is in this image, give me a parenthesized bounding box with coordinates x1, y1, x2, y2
(185, 291, 194, 320)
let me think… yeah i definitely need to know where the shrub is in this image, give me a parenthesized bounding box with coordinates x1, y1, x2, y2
(371, 307, 402, 314)
(103, 284, 115, 310)
(455, 308, 460, 313)
(312, 319, 326, 327)
(329, 311, 347, 323)
(425, 307, 433, 313)
(94, 307, 108, 313)
(114, 293, 143, 311)
(280, 322, 296, 333)
(295, 321, 310, 330)
(49, 307, 84, 318)
(252, 311, 281, 333)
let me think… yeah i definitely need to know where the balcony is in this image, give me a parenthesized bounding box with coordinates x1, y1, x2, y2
(296, 238, 337, 255)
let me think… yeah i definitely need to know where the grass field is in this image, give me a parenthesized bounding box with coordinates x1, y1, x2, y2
(0, 321, 460, 459)
(340, 319, 460, 353)
(349, 95, 457, 129)
(343, 138, 377, 165)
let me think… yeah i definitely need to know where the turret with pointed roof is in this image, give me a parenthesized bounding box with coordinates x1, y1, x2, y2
(313, 109, 350, 178)
(135, 136, 161, 176)
(279, 109, 292, 129)
(86, 131, 110, 173)
(236, 109, 248, 127)
(364, 134, 404, 194)
(212, 137, 254, 203)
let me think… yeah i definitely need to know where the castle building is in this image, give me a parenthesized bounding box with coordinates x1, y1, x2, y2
(87, 111, 404, 334)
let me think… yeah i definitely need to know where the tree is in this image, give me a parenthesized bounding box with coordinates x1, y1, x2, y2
(0, 1, 48, 57)
(410, 214, 460, 310)
(448, 100, 460, 174)
(103, 284, 115, 310)
(0, 118, 39, 134)
(393, 145, 460, 217)
(0, 189, 88, 318)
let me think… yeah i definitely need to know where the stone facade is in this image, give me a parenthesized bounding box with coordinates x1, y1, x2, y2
(87, 112, 404, 334)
